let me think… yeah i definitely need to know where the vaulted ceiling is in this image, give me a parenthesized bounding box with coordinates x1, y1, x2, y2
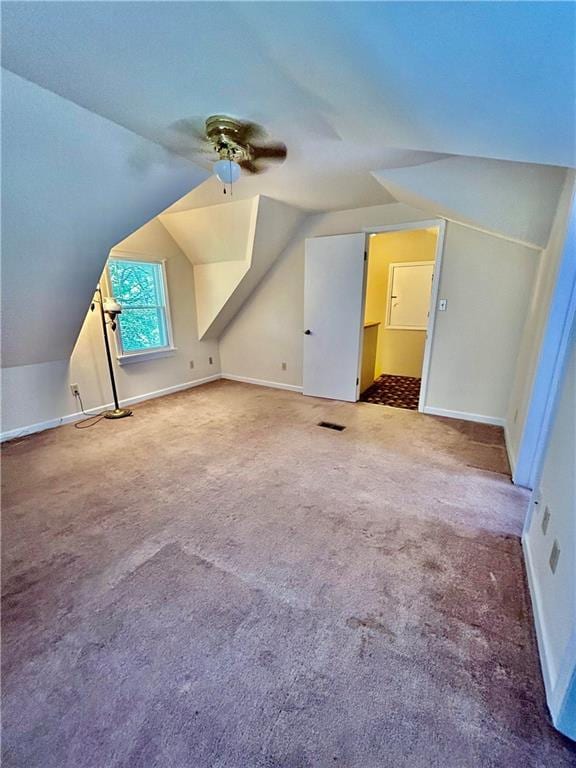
(2, 1, 575, 370)
(3, 2, 575, 212)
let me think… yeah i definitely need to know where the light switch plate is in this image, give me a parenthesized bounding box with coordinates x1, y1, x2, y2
(438, 299, 447, 311)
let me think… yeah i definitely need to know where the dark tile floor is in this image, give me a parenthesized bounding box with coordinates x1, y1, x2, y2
(360, 373, 421, 410)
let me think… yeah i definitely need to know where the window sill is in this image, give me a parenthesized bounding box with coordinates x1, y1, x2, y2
(117, 347, 178, 366)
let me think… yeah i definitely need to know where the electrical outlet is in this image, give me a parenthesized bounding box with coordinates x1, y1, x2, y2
(70, 383, 80, 397)
(189, 360, 194, 369)
(549, 540, 560, 574)
(281, 362, 287, 371)
(542, 506, 551, 535)
(209, 356, 213, 365)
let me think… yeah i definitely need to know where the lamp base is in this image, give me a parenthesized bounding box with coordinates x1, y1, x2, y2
(104, 408, 133, 420)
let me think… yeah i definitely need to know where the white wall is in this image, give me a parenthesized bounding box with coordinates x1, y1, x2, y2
(1, 218, 220, 436)
(523, 338, 576, 739)
(506, 171, 576, 475)
(220, 203, 427, 386)
(163, 195, 306, 340)
(1, 361, 73, 436)
(220, 202, 537, 422)
(426, 223, 538, 420)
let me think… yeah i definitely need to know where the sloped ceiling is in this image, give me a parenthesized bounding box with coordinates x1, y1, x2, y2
(372, 158, 567, 249)
(160, 196, 305, 338)
(2, 2, 575, 372)
(2, 2, 574, 216)
(1, 69, 207, 368)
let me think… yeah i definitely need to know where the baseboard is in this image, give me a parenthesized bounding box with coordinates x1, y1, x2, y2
(1, 410, 87, 443)
(421, 405, 505, 427)
(221, 373, 303, 393)
(0, 375, 221, 442)
(120, 375, 221, 408)
(524, 530, 576, 741)
(522, 534, 553, 695)
(522, 532, 569, 731)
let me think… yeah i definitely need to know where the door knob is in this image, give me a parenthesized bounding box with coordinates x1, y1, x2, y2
(304, 329, 312, 335)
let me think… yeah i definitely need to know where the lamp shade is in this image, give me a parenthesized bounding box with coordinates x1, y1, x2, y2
(214, 159, 241, 184)
(103, 297, 122, 315)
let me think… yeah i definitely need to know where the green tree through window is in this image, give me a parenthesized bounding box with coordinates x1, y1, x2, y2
(108, 259, 169, 353)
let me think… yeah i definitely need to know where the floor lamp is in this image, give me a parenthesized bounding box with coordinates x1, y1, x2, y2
(91, 285, 132, 420)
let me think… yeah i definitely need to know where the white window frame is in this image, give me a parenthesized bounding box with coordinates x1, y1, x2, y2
(106, 251, 176, 365)
(385, 260, 434, 331)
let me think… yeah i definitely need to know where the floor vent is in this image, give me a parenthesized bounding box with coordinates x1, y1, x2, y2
(318, 421, 346, 432)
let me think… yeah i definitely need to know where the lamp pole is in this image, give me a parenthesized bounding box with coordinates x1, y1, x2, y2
(95, 285, 132, 419)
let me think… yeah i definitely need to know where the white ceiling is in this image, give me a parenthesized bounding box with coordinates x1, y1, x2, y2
(3, 2, 574, 212)
(1, 69, 206, 368)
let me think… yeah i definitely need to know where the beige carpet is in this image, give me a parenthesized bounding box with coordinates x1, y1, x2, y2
(2, 381, 574, 767)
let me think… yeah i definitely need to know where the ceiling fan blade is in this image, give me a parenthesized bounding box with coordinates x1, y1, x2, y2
(250, 142, 288, 162)
(236, 119, 267, 145)
(159, 117, 216, 161)
(238, 158, 261, 174)
(168, 140, 215, 158)
(169, 117, 210, 143)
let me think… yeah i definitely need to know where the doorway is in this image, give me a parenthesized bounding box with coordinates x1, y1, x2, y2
(359, 228, 439, 411)
(302, 221, 445, 409)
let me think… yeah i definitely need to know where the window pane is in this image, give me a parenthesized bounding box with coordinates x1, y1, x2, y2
(108, 260, 163, 308)
(117, 308, 167, 351)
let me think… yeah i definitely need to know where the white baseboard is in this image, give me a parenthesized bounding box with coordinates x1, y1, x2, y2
(221, 373, 303, 393)
(522, 533, 556, 713)
(0, 375, 221, 443)
(1, 410, 87, 443)
(421, 405, 505, 427)
(523, 530, 576, 739)
(120, 375, 221, 407)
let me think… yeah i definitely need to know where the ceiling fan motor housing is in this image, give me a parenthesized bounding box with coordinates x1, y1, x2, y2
(203, 114, 287, 173)
(205, 115, 250, 162)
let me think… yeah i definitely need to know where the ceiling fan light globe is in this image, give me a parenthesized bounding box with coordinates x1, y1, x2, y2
(214, 159, 241, 184)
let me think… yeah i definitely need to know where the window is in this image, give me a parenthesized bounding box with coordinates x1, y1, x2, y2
(107, 257, 174, 363)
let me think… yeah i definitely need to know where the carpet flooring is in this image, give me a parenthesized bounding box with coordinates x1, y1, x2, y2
(360, 374, 421, 410)
(2, 381, 575, 767)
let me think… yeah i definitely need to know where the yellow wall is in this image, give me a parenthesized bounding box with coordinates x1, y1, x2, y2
(364, 229, 437, 379)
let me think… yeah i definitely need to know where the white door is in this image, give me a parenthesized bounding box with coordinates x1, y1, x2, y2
(303, 233, 366, 401)
(387, 262, 434, 329)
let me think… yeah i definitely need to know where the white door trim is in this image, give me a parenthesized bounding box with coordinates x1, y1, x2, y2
(362, 219, 446, 413)
(363, 219, 443, 235)
(516, 191, 576, 493)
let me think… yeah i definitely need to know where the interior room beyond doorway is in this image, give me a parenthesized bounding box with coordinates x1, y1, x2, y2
(360, 228, 438, 410)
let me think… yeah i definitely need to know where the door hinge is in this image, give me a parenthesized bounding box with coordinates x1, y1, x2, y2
(356, 377, 359, 385)
(364, 252, 367, 261)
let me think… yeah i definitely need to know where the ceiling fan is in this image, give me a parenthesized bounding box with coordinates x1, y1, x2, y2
(170, 114, 288, 184)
